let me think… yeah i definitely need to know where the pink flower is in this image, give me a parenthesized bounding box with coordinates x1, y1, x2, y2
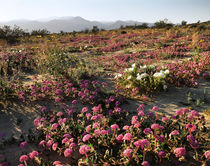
(131, 116, 138, 124)
(170, 130, 179, 136)
(189, 140, 199, 149)
(204, 150, 210, 159)
(141, 161, 150, 166)
(111, 124, 119, 130)
(53, 161, 62, 165)
(123, 133, 132, 141)
(100, 130, 108, 135)
(69, 143, 76, 148)
(56, 111, 63, 116)
(174, 147, 186, 157)
(64, 148, 73, 157)
(123, 148, 132, 158)
(151, 123, 161, 130)
(63, 134, 72, 138)
(116, 134, 123, 143)
(82, 107, 88, 113)
(39, 140, 46, 147)
(72, 100, 77, 104)
(79, 145, 91, 155)
(134, 140, 141, 147)
(33, 118, 40, 126)
(143, 128, 152, 135)
(46, 140, 53, 148)
(62, 138, 69, 144)
(55, 89, 62, 95)
(51, 123, 58, 130)
(138, 110, 144, 116)
(19, 155, 29, 162)
(123, 125, 130, 131)
(19, 141, 28, 149)
(162, 116, 169, 122)
(55, 97, 61, 102)
(158, 151, 166, 158)
(29, 151, 39, 159)
(139, 139, 150, 149)
(86, 125, 91, 133)
(152, 106, 159, 111)
(186, 124, 196, 132)
(187, 134, 195, 142)
(93, 122, 99, 129)
(83, 134, 92, 142)
(52, 142, 58, 151)
(176, 109, 184, 116)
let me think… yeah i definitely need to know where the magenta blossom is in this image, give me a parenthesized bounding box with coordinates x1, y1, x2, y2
(19, 141, 28, 149)
(116, 134, 124, 143)
(19, 155, 29, 163)
(186, 124, 196, 132)
(123, 133, 133, 141)
(123, 148, 133, 158)
(143, 128, 152, 135)
(29, 151, 39, 159)
(170, 130, 180, 136)
(52, 142, 58, 151)
(64, 148, 73, 157)
(158, 151, 166, 158)
(174, 147, 186, 157)
(111, 124, 119, 130)
(82, 134, 92, 142)
(139, 139, 150, 149)
(204, 150, 210, 159)
(79, 145, 91, 155)
(152, 106, 159, 111)
(151, 123, 161, 130)
(141, 161, 150, 166)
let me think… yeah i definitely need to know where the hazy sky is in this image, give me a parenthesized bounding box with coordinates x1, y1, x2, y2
(0, 0, 209, 23)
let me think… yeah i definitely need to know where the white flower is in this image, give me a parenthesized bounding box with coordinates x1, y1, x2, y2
(153, 72, 165, 78)
(128, 67, 134, 72)
(124, 68, 128, 72)
(132, 63, 136, 68)
(114, 73, 122, 79)
(163, 85, 167, 90)
(149, 65, 155, 68)
(140, 65, 147, 69)
(164, 69, 169, 75)
(127, 75, 132, 80)
(126, 84, 131, 88)
(136, 73, 149, 80)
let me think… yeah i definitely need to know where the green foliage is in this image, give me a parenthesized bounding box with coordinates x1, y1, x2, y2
(0, 25, 26, 44)
(154, 19, 174, 29)
(31, 29, 50, 36)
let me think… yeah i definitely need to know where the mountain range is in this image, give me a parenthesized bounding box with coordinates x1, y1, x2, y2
(0, 16, 153, 33)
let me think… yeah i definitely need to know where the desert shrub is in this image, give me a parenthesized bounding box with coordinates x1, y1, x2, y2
(154, 19, 174, 29)
(38, 49, 102, 81)
(31, 29, 50, 36)
(115, 63, 169, 95)
(0, 25, 26, 44)
(0, 79, 15, 108)
(181, 20, 187, 26)
(0, 48, 36, 77)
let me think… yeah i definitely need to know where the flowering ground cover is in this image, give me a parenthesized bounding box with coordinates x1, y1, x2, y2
(0, 23, 210, 165)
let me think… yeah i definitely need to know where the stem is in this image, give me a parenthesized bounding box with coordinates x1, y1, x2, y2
(24, 161, 28, 166)
(132, 147, 139, 158)
(143, 150, 146, 161)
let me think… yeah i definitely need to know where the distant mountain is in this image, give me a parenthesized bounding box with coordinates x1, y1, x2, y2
(0, 16, 153, 33)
